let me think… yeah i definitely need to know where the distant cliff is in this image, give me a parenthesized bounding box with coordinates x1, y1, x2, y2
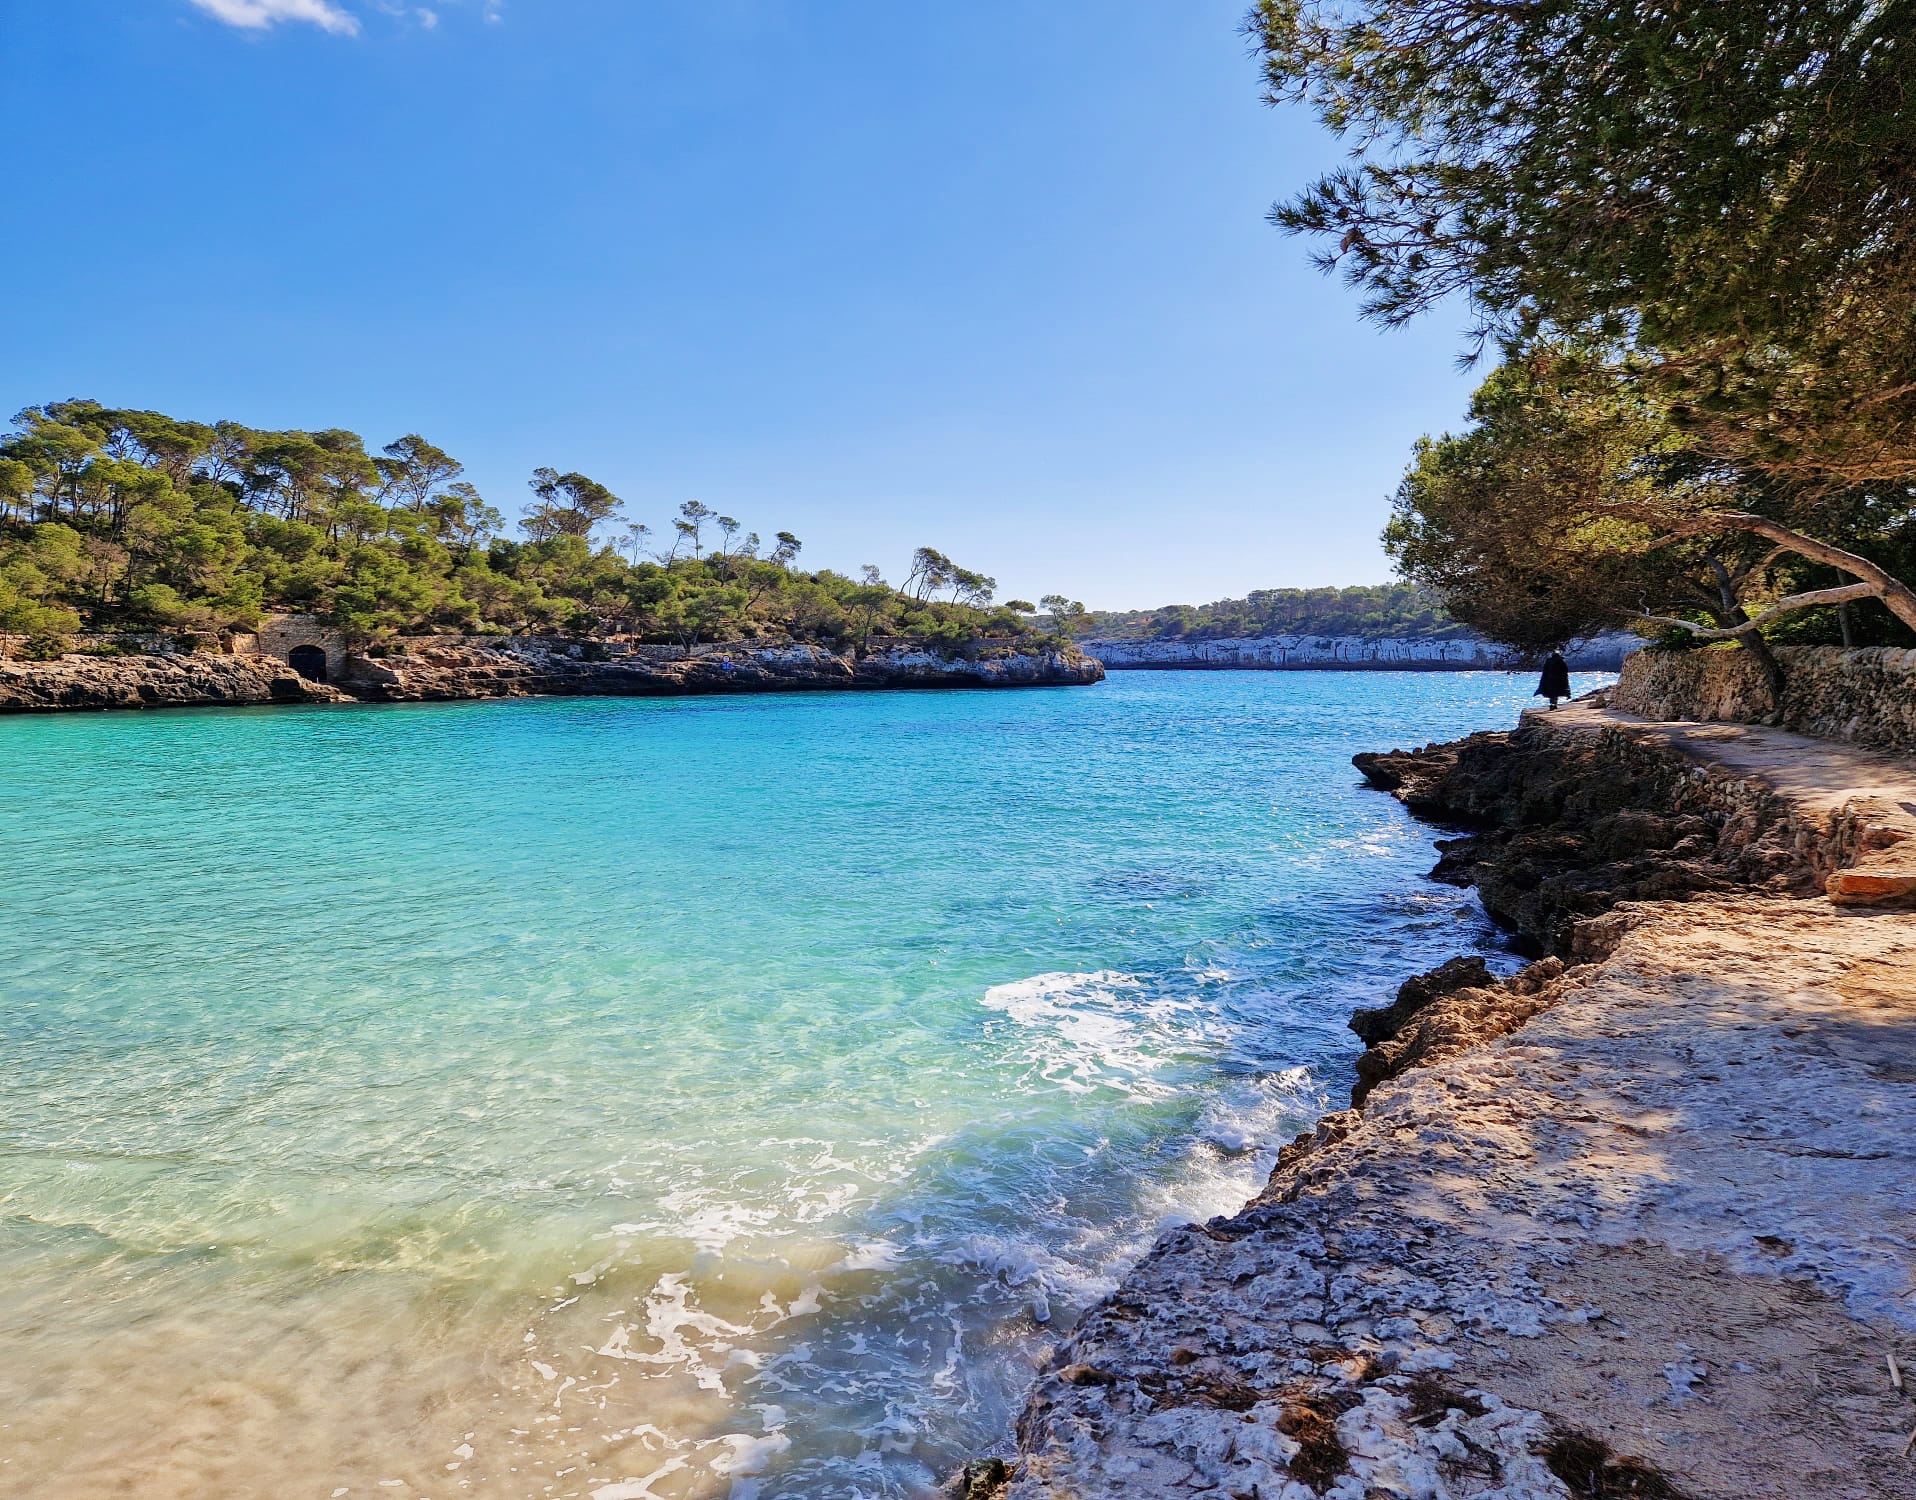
(1079, 632, 1637, 672)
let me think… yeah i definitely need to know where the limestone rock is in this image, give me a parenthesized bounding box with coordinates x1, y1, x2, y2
(0, 640, 1104, 715)
(1081, 632, 1637, 672)
(1352, 709, 1844, 951)
(1009, 700, 1916, 1499)
(1348, 955, 1493, 1046)
(1613, 644, 1916, 756)
(341, 640, 1104, 699)
(0, 652, 349, 713)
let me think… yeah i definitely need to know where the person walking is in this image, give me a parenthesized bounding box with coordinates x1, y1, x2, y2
(1535, 649, 1572, 710)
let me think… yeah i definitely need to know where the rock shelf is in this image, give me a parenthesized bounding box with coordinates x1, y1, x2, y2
(1000, 698, 1916, 1500)
(0, 640, 1103, 714)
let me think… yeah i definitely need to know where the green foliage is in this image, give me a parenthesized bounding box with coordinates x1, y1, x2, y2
(1384, 352, 1916, 651)
(1250, 0, 1916, 483)
(1086, 583, 1467, 643)
(1384, 352, 1680, 652)
(0, 402, 1037, 653)
(1252, 3, 1916, 640)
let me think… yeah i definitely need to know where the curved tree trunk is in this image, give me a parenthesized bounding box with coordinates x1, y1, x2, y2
(1652, 513, 1916, 633)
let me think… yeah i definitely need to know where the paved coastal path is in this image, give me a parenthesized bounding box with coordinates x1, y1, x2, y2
(1006, 705, 1916, 1500)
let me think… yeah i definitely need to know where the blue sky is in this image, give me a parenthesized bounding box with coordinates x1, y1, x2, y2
(1, 0, 1477, 609)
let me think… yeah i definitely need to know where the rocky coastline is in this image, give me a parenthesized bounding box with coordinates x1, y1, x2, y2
(994, 696, 1916, 1500)
(0, 639, 1104, 715)
(1079, 633, 1637, 673)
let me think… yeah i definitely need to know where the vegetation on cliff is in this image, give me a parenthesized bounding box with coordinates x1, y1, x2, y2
(1085, 583, 1468, 642)
(0, 402, 1045, 654)
(1252, 0, 1916, 659)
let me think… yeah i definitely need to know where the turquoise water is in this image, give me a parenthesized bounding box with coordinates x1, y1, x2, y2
(0, 670, 1602, 1500)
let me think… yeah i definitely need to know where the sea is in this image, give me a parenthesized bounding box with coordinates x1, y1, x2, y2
(0, 668, 1606, 1500)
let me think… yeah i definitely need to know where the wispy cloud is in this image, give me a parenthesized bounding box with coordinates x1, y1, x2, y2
(188, 0, 360, 35)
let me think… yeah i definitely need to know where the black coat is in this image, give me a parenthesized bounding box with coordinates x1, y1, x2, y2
(1535, 654, 1572, 700)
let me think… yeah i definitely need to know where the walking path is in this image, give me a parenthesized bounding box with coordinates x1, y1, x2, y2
(1546, 698, 1916, 821)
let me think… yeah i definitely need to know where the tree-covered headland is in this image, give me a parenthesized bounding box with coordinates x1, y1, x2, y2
(1252, 0, 1916, 680)
(1086, 583, 1469, 642)
(0, 401, 1046, 656)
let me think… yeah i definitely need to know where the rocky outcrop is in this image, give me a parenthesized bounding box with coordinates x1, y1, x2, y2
(342, 640, 1103, 701)
(0, 652, 352, 712)
(1613, 644, 1916, 756)
(1352, 719, 1814, 953)
(1081, 633, 1637, 672)
(0, 640, 1103, 714)
(1003, 701, 1916, 1500)
(1005, 898, 1916, 1500)
(1353, 701, 1916, 947)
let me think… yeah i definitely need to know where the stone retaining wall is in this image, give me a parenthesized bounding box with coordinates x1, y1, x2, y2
(1612, 644, 1916, 757)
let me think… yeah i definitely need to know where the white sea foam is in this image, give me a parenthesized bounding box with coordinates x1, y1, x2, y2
(708, 1428, 792, 1476)
(979, 969, 1182, 1096)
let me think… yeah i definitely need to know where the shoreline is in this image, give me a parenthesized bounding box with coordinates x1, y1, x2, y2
(1083, 660, 1605, 674)
(0, 639, 1105, 716)
(1080, 634, 1637, 675)
(994, 697, 1916, 1499)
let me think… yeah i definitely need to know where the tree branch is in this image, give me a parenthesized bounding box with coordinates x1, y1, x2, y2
(1644, 512, 1916, 632)
(1636, 582, 1878, 639)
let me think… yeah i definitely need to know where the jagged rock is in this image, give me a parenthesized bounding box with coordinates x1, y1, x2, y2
(0, 641, 1104, 714)
(1352, 739, 1467, 801)
(1349, 954, 1567, 1108)
(341, 641, 1105, 700)
(1348, 955, 1492, 1045)
(1009, 703, 1916, 1500)
(0, 653, 350, 712)
(954, 1457, 1010, 1499)
(1353, 711, 1830, 952)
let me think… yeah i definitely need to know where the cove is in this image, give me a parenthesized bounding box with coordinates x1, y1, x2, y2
(0, 669, 1602, 1500)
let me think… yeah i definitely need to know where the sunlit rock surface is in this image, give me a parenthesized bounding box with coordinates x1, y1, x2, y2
(1003, 699, 1916, 1500)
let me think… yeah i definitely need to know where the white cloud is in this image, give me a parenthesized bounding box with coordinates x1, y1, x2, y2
(188, 0, 360, 35)
(417, 8, 439, 28)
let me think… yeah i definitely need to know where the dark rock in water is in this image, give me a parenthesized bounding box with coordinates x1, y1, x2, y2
(1355, 713, 1819, 953)
(956, 1456, 1010, 1499)
(1349, 954, 1565, 1107)
(1351, 743, 1453, 795)
(1348, 954, 1492, 1044)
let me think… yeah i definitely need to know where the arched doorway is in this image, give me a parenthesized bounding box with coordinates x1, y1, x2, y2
(288, 644, 329, 683)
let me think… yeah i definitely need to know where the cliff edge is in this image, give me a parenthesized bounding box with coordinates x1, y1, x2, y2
(998, 700, 1916, 1500)
(0, 640, 1103, 714)
(343, 639, 1103, 701)
(0, 652, 353, 712)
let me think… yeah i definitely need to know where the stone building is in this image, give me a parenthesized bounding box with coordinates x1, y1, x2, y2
(253, 616, 350, 684)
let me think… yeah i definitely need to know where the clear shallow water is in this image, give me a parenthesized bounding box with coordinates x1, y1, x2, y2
(0, 670, 1603, 1500)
